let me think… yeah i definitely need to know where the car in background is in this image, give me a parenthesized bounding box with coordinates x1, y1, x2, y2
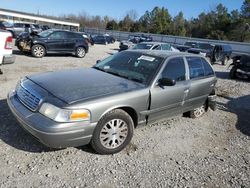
(119, 35, 153, 51)
(31, 24, 43, 34)
(41, 25, 50, 31)
(131, 42, 179, 52)
(0, 29, 15, 74)
(92, 35, 109, 45)
(6, 22, 43, 37)
(15, 29, 89, 58)
(8, 50, 216, 154)
(104, 34, 115, 44)
(211, 44, 232, 65)
(0, 21, 13, 31)
(80, 32, 94, 46)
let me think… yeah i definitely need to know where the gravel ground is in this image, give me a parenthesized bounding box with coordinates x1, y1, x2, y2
(0, 43, 249, 187)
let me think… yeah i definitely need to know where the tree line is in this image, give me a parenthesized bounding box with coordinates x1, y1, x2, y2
(62, 0, 250, 42)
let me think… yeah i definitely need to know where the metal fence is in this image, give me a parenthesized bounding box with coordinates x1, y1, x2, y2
(84, 27, 250, 55)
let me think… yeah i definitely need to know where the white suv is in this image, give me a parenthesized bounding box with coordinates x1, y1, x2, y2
(0, 29, 15, 73)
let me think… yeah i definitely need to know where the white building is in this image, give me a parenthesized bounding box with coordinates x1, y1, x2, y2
(0, 8, 80, 31)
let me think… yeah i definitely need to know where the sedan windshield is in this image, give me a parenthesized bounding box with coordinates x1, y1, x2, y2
(93, 51, 164, 85)
(38, 30, 54, 37)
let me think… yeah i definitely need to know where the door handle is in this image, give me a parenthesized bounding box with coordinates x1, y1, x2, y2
(184, 89, 189, 94)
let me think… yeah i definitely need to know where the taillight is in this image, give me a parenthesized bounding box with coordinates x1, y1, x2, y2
(5, 36, 13, 49)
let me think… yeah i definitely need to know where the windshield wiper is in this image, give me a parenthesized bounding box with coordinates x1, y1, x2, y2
(94, 68, 144, 84)
(107, 70, 144, 83)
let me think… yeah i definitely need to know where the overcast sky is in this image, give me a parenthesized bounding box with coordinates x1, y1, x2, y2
(0, 0, 245, 20)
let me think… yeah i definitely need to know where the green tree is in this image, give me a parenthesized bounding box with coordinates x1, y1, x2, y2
(106, 20, 119, 30)
(173, 12, 186, 36)
(241, 0, 250, 18)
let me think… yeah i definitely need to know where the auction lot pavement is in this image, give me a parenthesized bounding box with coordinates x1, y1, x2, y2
(0, 43, 249, 187)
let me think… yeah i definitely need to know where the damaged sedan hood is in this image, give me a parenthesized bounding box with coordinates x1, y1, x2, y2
(27, 68, 145, 104)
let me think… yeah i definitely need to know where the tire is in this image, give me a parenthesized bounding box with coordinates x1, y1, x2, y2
(189, 104, 206, 119)
(31, 44, 46, 58)
(229, 66, 237, 79)
(75, 47, 86, 58)
(91, 109, 134, 154)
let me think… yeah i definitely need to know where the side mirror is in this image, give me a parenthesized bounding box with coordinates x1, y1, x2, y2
(96, 60, 101, 64)
(158, 78, 176, 86)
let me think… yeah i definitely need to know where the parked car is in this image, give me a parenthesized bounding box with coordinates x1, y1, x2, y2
(178, 41, 232, 65)
(7, 50, 217, 154)
(31, 24, 43, 34)
(132, 42, 179, 52)
(229, 55, 250, 80)
(119, 35, 153, 51)
(80, 32, 94, 46)
(211, 44, 232, 65)
(105, 35, 116, 43)
(15, 29, 89, 58)
(41, 25, 50, 31)
(175, 41, 198, 52)
(92, 35, 109, 45)
(6, 22, 42, 37)
(0, 21, 13, 31)
(0, 29, 15, 74)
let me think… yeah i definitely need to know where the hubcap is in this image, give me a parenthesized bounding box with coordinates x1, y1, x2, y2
(77, 48, 85, 57)
(194, 105, 205, 117)
(100, 119, 128, 149)
(34, 46, 44, 57)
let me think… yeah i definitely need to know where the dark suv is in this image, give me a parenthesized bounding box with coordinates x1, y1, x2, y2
(16, 29, 89, 58)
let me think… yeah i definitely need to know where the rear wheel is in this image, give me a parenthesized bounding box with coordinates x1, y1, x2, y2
(76, 47, 86, 58)
(31, 44, 46, 58)
(91, 109, 134, 154)
(186, 104, 206, 119)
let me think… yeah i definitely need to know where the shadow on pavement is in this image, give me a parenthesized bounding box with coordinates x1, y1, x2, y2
(217, 95, 250, 136)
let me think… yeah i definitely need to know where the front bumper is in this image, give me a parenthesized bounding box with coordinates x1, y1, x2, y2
(2, 54, 15, 64)
(7, 91, 97, 148)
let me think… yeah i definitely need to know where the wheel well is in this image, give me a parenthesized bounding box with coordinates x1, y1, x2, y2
(119, 107, 138, 128)
(76, 45, 87, 51)
(33, 43, 47, 51)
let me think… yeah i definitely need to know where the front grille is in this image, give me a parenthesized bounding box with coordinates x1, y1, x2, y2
(16, 84, 41, 111)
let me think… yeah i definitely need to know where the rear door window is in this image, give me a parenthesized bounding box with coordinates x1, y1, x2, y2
(201, 58, 214, 76)
(161, 57, 186, 81)
(186, 57, 205, 79)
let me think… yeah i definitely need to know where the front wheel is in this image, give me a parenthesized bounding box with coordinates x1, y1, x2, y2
(31, 44, 46, 58)
(91, 109, 134, 154)
(75, 47, 86, 58)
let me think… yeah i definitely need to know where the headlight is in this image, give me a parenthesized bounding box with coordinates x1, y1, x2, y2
(39, 103, 90, 123)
